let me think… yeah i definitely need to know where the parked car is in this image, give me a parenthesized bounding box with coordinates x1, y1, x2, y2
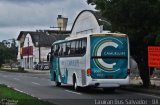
(40, 62, 50, 70)
(34, 62, 49, 70)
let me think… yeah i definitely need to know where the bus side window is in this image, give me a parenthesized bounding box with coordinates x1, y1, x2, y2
(62, 43, 66, 56)
(64, 47, 68, 55)
(79, 40, 82, 55)
(82, 39, 87, 54)
(70, 41, 76, 55)
(58, 44, 62, 56)
(65, 42, 71, 56)
(61, 45, 63, 56)
(75, 40, 82, 55)
(75, 40, 79, 55)
(54, 44, 59, 56)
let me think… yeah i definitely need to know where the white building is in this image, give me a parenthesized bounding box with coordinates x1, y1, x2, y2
(17, 30, 70, 69)
(71, 10, 111, 37)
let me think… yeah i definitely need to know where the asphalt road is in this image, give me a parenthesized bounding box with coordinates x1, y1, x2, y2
(0, 71, 160, 105)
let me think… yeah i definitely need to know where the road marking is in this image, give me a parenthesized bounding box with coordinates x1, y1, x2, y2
(65, 90, 81, 95)
(14, 78, 20, 81)
(14, 88, 37, 98)
(14, 88, 24, 93)
(31, 82, 41, 85)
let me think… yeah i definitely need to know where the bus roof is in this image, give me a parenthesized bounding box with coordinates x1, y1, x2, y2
(91, 33, 127, 37)
(52, 40, 66, 45)
(52, 32, 127, 45)
(67, 33, 127, 39)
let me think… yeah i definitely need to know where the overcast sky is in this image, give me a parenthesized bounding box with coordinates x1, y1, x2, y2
(0, 0, 94, 41)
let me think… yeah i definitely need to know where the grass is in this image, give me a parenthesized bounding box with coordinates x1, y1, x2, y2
(0, 68, 27, 73)
(0, 84, 54, 105)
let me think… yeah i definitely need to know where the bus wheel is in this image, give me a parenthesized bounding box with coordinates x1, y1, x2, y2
(54, 73, 61, 87)
(55, 81, 61, 87)
(73, 76, 79, 91)
(103, 88, 116, 93)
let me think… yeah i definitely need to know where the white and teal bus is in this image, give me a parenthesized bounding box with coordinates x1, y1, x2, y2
(49, 33, 130, 91)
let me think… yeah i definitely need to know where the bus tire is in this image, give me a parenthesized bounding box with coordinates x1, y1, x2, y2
(54, 72, 61, 87)
(73, 75, 79, 91)
(55, 81, 61, 87)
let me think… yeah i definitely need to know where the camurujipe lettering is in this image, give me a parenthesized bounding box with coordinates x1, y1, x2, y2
(104, 51, 126, 56)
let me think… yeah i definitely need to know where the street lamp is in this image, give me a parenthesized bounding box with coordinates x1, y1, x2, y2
(98, 19, 111, 26)
(98, 19, 112, 32)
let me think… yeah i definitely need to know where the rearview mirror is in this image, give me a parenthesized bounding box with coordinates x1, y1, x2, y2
(47, 52, 51, 62)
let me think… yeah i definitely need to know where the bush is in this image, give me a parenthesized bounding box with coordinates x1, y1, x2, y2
(18, 66, 24, 72)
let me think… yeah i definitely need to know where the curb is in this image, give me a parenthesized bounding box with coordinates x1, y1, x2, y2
(121, 86, 160, 96)
(24, 69, 49, 74)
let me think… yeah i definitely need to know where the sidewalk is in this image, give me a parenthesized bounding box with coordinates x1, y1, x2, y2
(130, 77, 160, 87)
(121, 78, 160, 96)
(0, 68, 49, 74)
(25, 69, 50, 74)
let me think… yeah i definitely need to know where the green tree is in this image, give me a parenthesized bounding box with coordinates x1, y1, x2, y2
(0, 39, 18, 69)
(87, 0, 160, 87)
(0, 42, 5, 68)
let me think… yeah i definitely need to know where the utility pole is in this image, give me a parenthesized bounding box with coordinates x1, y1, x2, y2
(38, 34, 41, 64)
(27, 37, 29, 69)
(36, 30, 42, 69)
